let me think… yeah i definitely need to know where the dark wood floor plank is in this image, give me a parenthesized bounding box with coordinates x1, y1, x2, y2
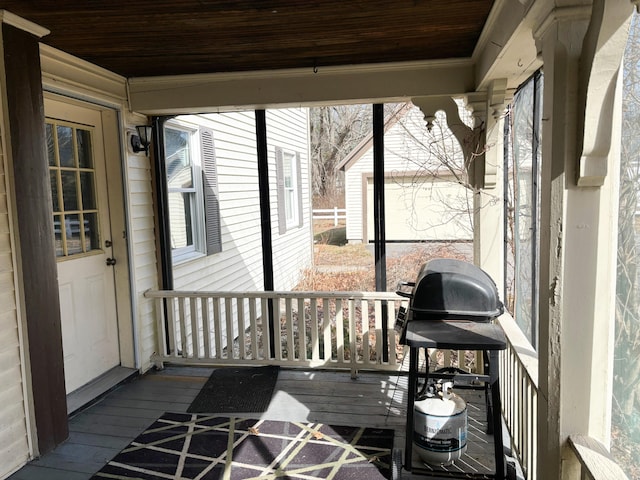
(9, 367, 507, 480)
(8, 465, 89, 480)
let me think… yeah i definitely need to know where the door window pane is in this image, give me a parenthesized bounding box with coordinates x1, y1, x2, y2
(46, 124, 56, 166)
(57, 126, 75, 167)
(50, 171, 60, 212)
(76, 129, 93, 168)
(61, 171, 79, 211)
(80, 172, 96, 209)
(47, 120, 101, 258)
(65, 214, 83, 255)
(53, 214, 63, 257)
(83, 213, 100, 251)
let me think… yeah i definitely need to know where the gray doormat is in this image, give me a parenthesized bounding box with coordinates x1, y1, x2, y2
(187, 366, 280, 414)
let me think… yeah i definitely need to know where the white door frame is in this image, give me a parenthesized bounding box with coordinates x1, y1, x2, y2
(44, 92, 136, 374)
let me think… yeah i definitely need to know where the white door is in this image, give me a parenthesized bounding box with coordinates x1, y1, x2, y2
(45, 98, 120, 394)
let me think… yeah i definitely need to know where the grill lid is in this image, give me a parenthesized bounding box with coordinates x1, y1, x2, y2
(399, 259, 504, 321)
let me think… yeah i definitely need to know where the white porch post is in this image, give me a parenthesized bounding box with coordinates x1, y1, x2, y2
(470, 82, 507, 297)
(534, 2, 632, 478)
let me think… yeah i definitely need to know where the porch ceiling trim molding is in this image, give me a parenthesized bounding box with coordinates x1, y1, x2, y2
(127, 59, 475, 115)
(40, 44, 127, 106)
(0, 9, 48, 38)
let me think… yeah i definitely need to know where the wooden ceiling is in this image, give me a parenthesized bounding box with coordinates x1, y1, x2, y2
(1, 0, 495, 78)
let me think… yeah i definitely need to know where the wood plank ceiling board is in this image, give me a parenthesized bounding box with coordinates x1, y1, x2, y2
(0, 0, 495, 77)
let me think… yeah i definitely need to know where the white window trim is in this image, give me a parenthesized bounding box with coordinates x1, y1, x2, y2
(165, 120, 206, 265)
(283, 149, 299, 229)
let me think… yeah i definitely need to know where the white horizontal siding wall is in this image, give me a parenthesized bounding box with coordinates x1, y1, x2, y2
(172, 111, 264, 292)
(172, 109, 312, 293)
(0, 135, 30, 478)
(345, 104, 471, 243)
(266, 108, 313, 290)
(125, 144, 159, 373)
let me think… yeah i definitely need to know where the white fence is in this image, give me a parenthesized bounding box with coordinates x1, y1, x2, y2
(312, 207, 346, 226)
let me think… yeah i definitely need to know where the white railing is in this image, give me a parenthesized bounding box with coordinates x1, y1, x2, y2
(145, 290, 410, 377)
(312, 207, 346, 226)
(498, 313, 539, 480)
(568, 435, 629, 480)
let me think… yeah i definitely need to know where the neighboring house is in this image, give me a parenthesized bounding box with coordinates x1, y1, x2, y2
(163, 110, 312, 292)
(338, 104, 473, 244)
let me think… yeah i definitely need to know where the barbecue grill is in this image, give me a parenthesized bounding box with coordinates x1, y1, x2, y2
(395, 259, 510, 479)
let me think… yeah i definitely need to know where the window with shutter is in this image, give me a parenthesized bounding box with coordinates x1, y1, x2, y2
(163, 121, 210, 263)
(201, 128, 222, 255)
(276, 146, 303, 234)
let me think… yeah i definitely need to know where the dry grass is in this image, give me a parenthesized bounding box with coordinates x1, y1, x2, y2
(296, 242, 472, 292)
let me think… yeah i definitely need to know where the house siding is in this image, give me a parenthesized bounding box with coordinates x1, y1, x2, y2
(0, 133, 30, 478)
(126, 149, 159, 373)
(172, 108, 312, 292)
(266, 108, 312, 290)
(344, 105, 472, 243)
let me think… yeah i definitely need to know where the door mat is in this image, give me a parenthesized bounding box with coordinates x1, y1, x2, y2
(187, 365, 280, 414)
(90, 412, 394, 479)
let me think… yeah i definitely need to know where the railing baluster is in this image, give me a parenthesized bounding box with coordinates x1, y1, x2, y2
(249, 298, 258, 360)
(190, 296, 200, 358)
(374, 300, 382, 363)
(273, 297, 282, 361)
(298, 297, 306, 362)
(348, 299, 357, 365)
(224, 297, 234, 359)
(237, 298, 246, 359)
(336, 298, 344, 363)
(261, 297, 271, 360)
(166, 297, 177, 358)
(285, 298, 294, 361)
(154, 297, 167, 368)
(362, 300, 370, 366)
(322, 298, 331, 362)
(201, 297, 211, 359)
(178, 297, 188, 357)
(387, 301, 398, 366)
(310, 298, 319, 361)
(212, 297, 222, 359)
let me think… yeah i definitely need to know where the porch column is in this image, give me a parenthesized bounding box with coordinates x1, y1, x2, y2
(468, 82, 508, 298)
(534, 2, 632, 477)
(0, 12, 68, 455)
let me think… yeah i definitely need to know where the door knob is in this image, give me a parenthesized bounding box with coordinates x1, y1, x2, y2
(106, 257, 117, 266)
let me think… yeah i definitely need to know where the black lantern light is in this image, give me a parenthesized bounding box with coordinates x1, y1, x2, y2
(131, 125, 153, 155)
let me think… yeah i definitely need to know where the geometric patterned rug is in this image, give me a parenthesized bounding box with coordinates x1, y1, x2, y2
(90, 412, 394, 479)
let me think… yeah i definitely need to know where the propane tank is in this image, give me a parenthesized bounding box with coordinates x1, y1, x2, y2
(413, 381, 467, 466)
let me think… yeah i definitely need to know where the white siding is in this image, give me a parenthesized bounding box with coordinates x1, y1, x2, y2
(172, 109, 312, 292)
(125, 146, 159, 373)
(267, 108, 313, 290)
(0, 136, 30, 477)
(365, 175, 473, 241)
(344, 104, 471, 243)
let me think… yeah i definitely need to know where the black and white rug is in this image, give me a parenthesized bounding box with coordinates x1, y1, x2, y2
(91, 412, 394, 479)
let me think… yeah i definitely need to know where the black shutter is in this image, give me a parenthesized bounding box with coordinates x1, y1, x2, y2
(296, 152, 303, 228)
(275, 146, 286, 235)
(201, 128, 222, 255)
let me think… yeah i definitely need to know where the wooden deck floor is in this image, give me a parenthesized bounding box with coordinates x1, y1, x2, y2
(8, 366, 514, 480)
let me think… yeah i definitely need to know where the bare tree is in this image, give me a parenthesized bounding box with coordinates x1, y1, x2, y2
(309, 105, 371, 204)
